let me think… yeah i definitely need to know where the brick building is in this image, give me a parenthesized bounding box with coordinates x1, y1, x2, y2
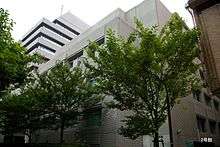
(171, 88, 220, 147)
(188, 0, 220, 96)
(170, 0, 220, 146)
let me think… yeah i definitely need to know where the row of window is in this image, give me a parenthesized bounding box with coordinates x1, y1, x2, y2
(197, 116, 220, 135)
(22, 22, 71, 43)
(23, 30, 65, 48)
(193, 90, 219, 111)
(23, 20, 81, 58)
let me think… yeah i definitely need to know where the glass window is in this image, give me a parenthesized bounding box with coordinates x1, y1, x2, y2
(204, 94, 212, 108)
(42, 36, 63, 47)
(214, 100, 219, 111)
(67, 51, 83, 68)
(96, 37, 105, 45)
(89, 144, 100, 147)
(85, 109, 102, 127)
(193, 90, 201, 101)
(197, 116, 206, 132)
(199, 69, 205, 80)
(39, 46, 55, 55)
(68, 57, 82, 68)
(218, 123, 220, 135)
(209, 120, 216, 134)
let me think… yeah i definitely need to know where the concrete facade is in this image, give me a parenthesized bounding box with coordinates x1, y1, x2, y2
(38, 0, 171, 74)
(31, 0, 172, 147)
(21, 0, 220, 147)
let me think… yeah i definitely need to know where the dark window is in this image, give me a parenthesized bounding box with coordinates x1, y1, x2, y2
(197, 116, 206, 132)
(96, 37, 105, 45)
(199, 69, 205, 80)
(30, 65, 39, 72)
(68, 51, 83, 68)
(214, 100, 219, 111)
(209, 120, 216, 134)
(204, 94, 212, 108)
(27, 43, 56, 54)
(85, 109, 102, 127)
(23, 32, 65, 48)
(90, 79, 96, 86)
(193, 90, 201, 101)
(89, 144, 100, 147)
(41, 56, 50, 63)
(68, 58, 81, 67)
(67, 37, 104, 68)
(219, 123, 220, 135)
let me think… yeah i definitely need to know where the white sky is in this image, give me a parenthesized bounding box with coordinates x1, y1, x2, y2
(0, 0, 192, 41)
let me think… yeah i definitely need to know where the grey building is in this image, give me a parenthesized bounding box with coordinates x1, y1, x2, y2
(38, 0, 171, 73)
(23, 0, 220, 147)
(21, 12, 89, 63)
(34, 0, 172, 147)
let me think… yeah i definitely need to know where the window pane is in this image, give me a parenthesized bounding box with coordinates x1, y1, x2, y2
(204, 94, 212, 108)
(209, 120, 216, 134)
(85, 109, 102, 127)
(214, 100, 219, 111)
(197, 116, 206, 132)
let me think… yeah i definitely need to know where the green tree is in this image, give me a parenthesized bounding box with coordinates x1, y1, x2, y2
(0, 8, 40, 143)
(85, 13, 201, 147)
(0, 90, 43, 143)
(0, 8, 38, 95)
(28, 62, 101, 143)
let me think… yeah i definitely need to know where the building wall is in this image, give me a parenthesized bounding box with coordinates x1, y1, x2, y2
(189, 0, 220, 95)
(186, 1, 220, 146)
(199, 3, 220, 95)
(171, 89, 220, 147)
(155, 0, 171, 27)
(31, 0, 172, 147)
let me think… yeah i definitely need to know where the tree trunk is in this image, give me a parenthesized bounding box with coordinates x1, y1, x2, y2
(25, 129, 32, 143)
(167, 97, 174, 147)
(28, 130, 32, 143)
(60, 119, 65, 144)
(153, 132, 159, 147)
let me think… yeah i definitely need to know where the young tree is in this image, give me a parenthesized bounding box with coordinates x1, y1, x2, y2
(85, 13, 201, 147)
(28, 62, 101, 143)
(0, 8, 38, 95)
(0, 90, 43, 143)
(0, 8, 40, 143)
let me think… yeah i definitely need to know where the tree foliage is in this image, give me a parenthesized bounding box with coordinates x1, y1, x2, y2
(0, 61, 101, 143)
(85, 13, 201, 147)
(0, 8, 38, 95)
(24, 62, 101, 143)
(0, 90, 42, 143)
(0, 8, 40, 143)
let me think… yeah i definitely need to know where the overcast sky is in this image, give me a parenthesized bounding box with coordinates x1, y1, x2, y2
(0, 0, 192, 41)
